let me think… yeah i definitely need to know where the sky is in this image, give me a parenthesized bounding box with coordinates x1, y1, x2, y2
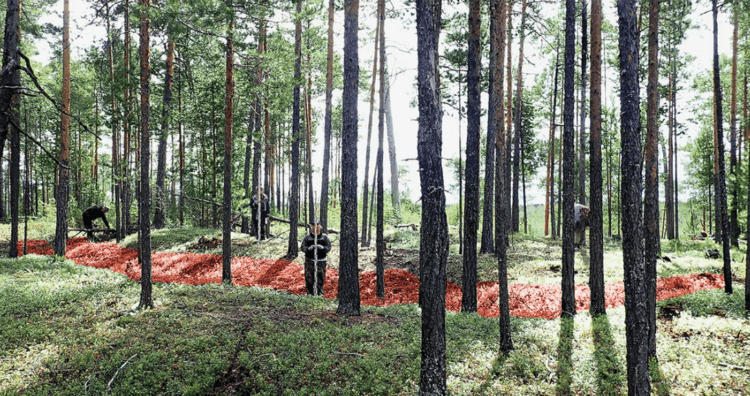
(33, 0, 734, 210)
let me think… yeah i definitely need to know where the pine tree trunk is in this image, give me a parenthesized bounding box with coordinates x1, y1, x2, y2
(579, 0, 588, 205)
(666, 69, 674, 239)
(644, 0, 659, 359)
(480, 8, 496, 254)
(588, 0, 604, 316)
(241, 106, 254, 234)
(511, 0, 527, 233)
(462, 0, 481, 312)
(361, 18, 380, 246)
(222, 12, 234, 283)
(138, 0, 153, 309)
(561, 0, 576, 318)
(376, 0, 386, 298)
(54, 0, 67, 256)
(712, 0, 732, 294)
(729, 11, 739, 247)
(320, 0, 335, 232)
(417, 0, 449, 392)
(154, 38, 175, 229)
(178, 74, 184, 227)
(618, 0, 650, 391)
(337, 0, 361, 316)
(504, 1, 513, 236)
(546, 43, 560, 238)
(492, 0, 513, 355)
(384, 64, 400, 220)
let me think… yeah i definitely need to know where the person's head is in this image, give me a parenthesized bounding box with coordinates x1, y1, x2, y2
(310, 220, 321, 235)
(102, 206, 109, 213)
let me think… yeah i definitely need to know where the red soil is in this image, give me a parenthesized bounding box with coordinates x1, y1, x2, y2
(16, 239, 726, 319)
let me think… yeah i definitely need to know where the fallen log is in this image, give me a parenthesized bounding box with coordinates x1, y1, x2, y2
(394, 224, 419, 231)
(268, 216, 339, 234)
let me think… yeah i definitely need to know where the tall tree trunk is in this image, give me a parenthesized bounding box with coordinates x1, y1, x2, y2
(320, 0, 335, 232)
(712, 0, 732, 294)
(618, 0, 650, 391)
(376, 0, 386, 298)
(54, 0, 67, 256)
(480, 11, 496, 254)
(178, 72, 184, 226)
(417, 0, 449, 391)
(561, 0, 576, 318)
(589, 0, 604, 316)
(251, 28, 264, 233)
(644, 0, 659, 359)
(222, 11, 234, 283)
(666, 68, 674, 239)
(462, 0, 481, 312)
(511, 0, 527, 233)
(306, 63, 314, 223)
(337, 0, 361, 316)
(729, 10, 739, 247)
(361, 17, 380, 246)
(384, 63, 400, 221)
(458, 78, 463, 255)
(504, 0, 513, 236)
(138, 0, 153, 309)
(122, 0, 132, 239)
(492, 0, 512, 355)
(241, 105, 254, 233)
(579, 0, 588, 205)
(154, 38, 175, 229)
(546, 43, 560, 239)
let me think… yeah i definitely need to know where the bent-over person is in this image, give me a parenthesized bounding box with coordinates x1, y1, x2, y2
(300, 219, 332, 295)
(82, 205, 111, 239)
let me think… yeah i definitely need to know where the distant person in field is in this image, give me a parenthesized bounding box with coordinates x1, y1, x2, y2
(250, 187, 270, 240)
(82, 205, 111, 239)
(574, 204, 591, 248)
(300, 219, 332, 295)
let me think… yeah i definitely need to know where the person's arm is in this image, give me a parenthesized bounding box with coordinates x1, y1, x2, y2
(101, 213, 111, 229)
(321, 235, 332, 253)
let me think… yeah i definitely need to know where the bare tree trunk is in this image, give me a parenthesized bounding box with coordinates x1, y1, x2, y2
(729, 10, 739, 247)
(644, 0, 659, 359)
(588, 0, 604, 316)
(384, 64, 400, 220)
(337, 0, 361, 316)
(222, 10, 234, 283)
(504, 0, 513, 237)
(138, 0, 153, 309)
(122, 0, 132, 239)
(545, 43, 560, 238)
(376, 0, 386, 298)
(54, 0, 67, 256)
(666, 68, 674, 239)
(618, 0, 650, 390)
(511, 0, 527, 232)
(561, 0, 576, 318)
(320, 0, 335, 232)
(480, 8, 496, 254)
(417, 0, 449, 391)
(712, 0, 732, 294)
(361, 17, 380, 246)
(579, 0, 588, 205)
(154, 38, 175, 229)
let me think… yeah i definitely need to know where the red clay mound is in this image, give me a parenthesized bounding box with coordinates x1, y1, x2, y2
(14, 239, 727, 319)
(16, 240, 54, 256)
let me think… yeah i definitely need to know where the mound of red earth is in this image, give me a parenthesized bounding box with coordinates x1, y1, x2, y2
(16, 239, 726, 319)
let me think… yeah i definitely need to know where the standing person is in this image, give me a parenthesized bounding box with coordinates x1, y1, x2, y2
(301, 219, 332, 295)
(574, 203, 590, 247)
(82, 205, 111, 239)
(250, 187, 270, 240)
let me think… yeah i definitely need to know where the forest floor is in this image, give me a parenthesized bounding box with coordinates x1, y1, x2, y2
(1, 221, 749, 395)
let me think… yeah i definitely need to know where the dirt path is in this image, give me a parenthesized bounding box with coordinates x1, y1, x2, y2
(19, 239, 725, 319)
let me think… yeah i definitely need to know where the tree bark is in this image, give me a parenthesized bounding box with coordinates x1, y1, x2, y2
(579, 0, 588, 205)
(241, 103, 254, 234)
(461, 0, 481, 312)
(361, 17, 380, 246)
(138, 0, 153, 310)
(666, 68, 674, 239)
(153, 38, 175, 229)
(222, 11, 234, 284)
(546, 43, 560, 239)
(54, 0, 67, 256)
(511, 0, 527, 233)
(492, 0, 512, 355)
(618, 0, 650, 392)
(320, 0, 335, 232)
(376, 0, 386, 298)
(712, 0, 732, 294)
(504, 1, 513, 236)
(561, 0, 576, 318)
(588, 0, 604, 316)
(337, 0, 361, 316)
(122, 0, 132, 240)
(729, 11, 739, 247)
(417, 0, 449, 392)
(644, 0, 659, 359)
(384, 63, 400, 221)
(480, 5, 496, 254)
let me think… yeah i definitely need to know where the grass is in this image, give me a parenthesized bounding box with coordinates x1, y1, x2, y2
(1, 221, 750, 394)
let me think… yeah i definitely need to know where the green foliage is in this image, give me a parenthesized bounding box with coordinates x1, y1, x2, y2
(658, 287, 747, 319)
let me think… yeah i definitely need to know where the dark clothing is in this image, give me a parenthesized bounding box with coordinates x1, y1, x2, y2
(250, 194, 270, 240)
(300, 232, 332, 295)
(82, 206, 110, 230)
(574, 204, 590, 247)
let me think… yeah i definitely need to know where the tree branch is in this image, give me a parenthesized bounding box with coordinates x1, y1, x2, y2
(6, 116, 69, 169)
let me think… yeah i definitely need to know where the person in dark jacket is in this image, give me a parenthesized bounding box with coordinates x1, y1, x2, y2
(300, 219, 332, 295)
(82, 206, 111, 239)
(250, 187, 270, 240)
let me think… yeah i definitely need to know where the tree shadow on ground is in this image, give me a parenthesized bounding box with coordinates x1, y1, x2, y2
(555, 316, 575, 395)
(591, 314, 624, 395)
(649, 356, 671, 396)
